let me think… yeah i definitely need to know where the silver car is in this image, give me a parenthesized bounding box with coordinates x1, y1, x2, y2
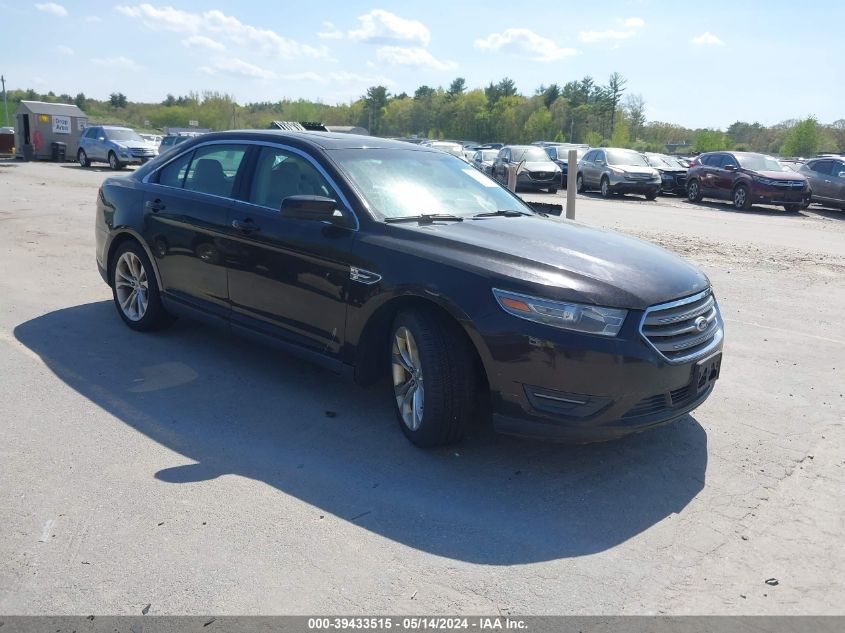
(576, 147, 661, 200)
(799, 157, 845, 210)
(471, 149, 499, 175)
(77, 125, 158, 170)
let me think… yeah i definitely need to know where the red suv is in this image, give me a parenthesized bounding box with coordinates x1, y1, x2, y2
(686, 151, 811, 211)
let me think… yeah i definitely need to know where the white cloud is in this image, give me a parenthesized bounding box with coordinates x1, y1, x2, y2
(56, 45, 74, 55)
(183, 35, 226, 51)
(474, 29, 578, 62)
(116, 4, 330, 59)
(200, 57, 275, 80)
(624, 17, 645, 28)
(349, 9, 430, 45)
(375, 46, 456, 71)
(35, 2, 67, 17)
(92, 56, 141, 70)
(318, 21, 343, 40)
(692, 31, 725, 46)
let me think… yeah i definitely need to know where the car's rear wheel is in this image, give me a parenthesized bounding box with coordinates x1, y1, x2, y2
(390, 309, 477, 448)
(547, 187, 557, 194)
(600, 176, 611, 198)
(687, 179, 702, 202)
(108, 151, 122, 171)
(576, 173, 585, 193)
(110, 241, 174, 332)
(733, 184, 752, 210)
(77, 149, 90, 167)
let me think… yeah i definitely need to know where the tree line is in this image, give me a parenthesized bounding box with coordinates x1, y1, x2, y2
(4, 77, 844, 157)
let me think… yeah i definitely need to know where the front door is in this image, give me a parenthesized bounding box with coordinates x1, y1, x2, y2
(141, 142, 249, 317)
(225, 145, 355, 358)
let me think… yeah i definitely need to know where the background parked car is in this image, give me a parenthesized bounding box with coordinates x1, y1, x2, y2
(686, 151, 811, 211)
(799, 157, 845, 209)
(422, 141, 466, 160)
(644, 153, 689, 195)
(491, 145, 561, 193)
(471, 149, 499, 175)
(543, 145, 589, 188)
(159, 132, 204, 154)
(576, 148, 661, 199)
(78, 125, 158, 170)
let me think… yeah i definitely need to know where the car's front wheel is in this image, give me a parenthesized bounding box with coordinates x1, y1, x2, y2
(390, 309, 477, 448)
(733, 184, 752, 210)
(108, 151, 122, 171)
(600, 176, 611, 198)
(784, 204, 802, 212)
(576, 173, 585, 193)
(77, 149, 90, 167)
(110, 240, 174, 331)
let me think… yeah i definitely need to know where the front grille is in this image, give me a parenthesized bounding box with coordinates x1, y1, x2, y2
(623, 384, 695, 419)
(771, 180, 805, 189)
(131, 148, 156, 157)
(529, 171, 554, 180)
(640, 289, 722, 363)
(628, 172, 653, 180)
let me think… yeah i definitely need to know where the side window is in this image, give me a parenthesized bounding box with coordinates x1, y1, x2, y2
(583, 150, 596, 162)
(546, 147, 557, 160)
(157, 150, 194, 189)
(248, 147, 334, 210)
(595, 150, 606, 163)
(721, 155, 738, 169)
(812, 161, 832, 175)
(700, 154, 716, 167)
(835, 162, 845, 177)
(184, 144, 248, 198)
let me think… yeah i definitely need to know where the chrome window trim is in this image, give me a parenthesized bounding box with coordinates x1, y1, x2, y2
(638, 288, 723, 364)
(141, 138, 359, 230)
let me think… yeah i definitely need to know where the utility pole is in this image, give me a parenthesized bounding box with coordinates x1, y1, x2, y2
(1, 75, 9, 128)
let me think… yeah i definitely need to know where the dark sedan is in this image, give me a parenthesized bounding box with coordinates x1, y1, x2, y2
(644, 153, 689, 195)
(95, 131, 723, 447)
(686, 151, 811, 211)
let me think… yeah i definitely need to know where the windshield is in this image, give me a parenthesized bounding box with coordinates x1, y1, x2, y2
(737, 154, 788, 172)
(332, 148, 535, 219)
(607, 150, 649, 166)
(105, 129, 144, 142)
(511, 147, 550, 162)
(647, 154, 684, 169)
(479, 150, 498, 161)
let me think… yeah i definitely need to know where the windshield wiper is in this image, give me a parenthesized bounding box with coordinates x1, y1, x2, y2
(384, 214, 464, 224)
(473, 209, 532, 218)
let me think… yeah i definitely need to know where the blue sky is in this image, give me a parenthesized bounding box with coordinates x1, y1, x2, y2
(4, 0, 843, 129)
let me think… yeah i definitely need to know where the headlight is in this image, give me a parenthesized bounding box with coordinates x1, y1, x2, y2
(652, 171, 661, 180)
(610, 168, 624, 176)
(753, 175, 777, 185)
(492, 288, 628, 337)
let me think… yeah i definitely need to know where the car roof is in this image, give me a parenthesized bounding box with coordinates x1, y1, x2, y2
(101, 125, 133, 130)
(197, 130, 433, 152)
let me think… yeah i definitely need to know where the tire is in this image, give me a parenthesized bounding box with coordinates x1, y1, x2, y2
(390, 308, 477, 448)
(77, 149, 90, 167)
(645, 191, 657, 201)
(784, 204, 801, 212)
(110, 240, 174, 332)
(733, 184, 752, 210)
(600, 176, 611, 199)
(687, 179, 702, 202)
(547, 188, 558, 194)
(108, 151, 122, 171)
(576, 173, 585, 193)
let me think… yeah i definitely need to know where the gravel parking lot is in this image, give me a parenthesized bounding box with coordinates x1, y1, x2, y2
(1, 160, 843, 615)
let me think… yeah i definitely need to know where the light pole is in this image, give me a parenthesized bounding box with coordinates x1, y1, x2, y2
(1, 75, 9, 128)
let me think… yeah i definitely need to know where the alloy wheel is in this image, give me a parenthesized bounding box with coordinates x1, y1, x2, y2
(114, 251, 149, 322)
(734, 187, 747, 208)
(78, 150, 87, 167)
(109, 153, 119, 170)
(392, 326, 424, 431)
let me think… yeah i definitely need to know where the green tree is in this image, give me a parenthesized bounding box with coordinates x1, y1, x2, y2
(448, 77, 466, 96)
(605, 72, 627, 137)
(610, 110, 630, 147)
(109, 92, 127, 108)
(781, 116, 820, 157)
(693, 129, 730, 152)
(74, 92, 87, 111)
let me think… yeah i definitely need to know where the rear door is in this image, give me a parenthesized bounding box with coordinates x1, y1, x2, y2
(830, 160, 845, 205)
(806, 160, 833, 200)
(141, 142, 249, 318)
(225, 144, 356, 359)
(711, 154, 737, 198)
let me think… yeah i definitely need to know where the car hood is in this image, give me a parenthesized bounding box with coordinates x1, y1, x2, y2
(386, 216, 709, 309)
(612, 164, 658, 177)
(112, 140, 156, 150)
(753, 170, 806, 181)
(519, 161, 560, 171)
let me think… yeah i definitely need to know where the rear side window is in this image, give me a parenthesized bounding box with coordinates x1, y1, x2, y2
(811, 160, 832, 175)
(700, 154, 717, 166)
(157, 151, 193, 188)
(248, 147, 334, 210)
(184, 145, 247, 198)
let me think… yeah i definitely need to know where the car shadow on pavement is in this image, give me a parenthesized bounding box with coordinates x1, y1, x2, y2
(681, 199, 803, 216)
(14, 301, 709, 565)
(58, 164, 138, 173)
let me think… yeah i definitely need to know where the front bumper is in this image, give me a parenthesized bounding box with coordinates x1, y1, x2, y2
(475, 303, 723, 442)
(659, 173, 688, 194)
(608, 176, 661, 195)
(749, 183, 810, 205)
(517, 172, 559, 191)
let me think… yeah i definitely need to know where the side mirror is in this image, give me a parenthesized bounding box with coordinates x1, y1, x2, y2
(595, 159, 605, 166)
(280, 195, 340, 222)
(838, 171, 845, 179)
(97, 137, 105, 142)
(724, 164, 737, 171)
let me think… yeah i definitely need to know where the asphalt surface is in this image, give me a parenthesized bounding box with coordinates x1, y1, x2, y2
(1, 160, 843, 615)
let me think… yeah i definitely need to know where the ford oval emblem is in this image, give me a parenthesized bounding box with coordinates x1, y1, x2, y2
(694, 316, 709, 332)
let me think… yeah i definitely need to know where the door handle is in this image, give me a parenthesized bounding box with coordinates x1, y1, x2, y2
(145, 199, 165, 212)
(232, 218, 260, 233)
